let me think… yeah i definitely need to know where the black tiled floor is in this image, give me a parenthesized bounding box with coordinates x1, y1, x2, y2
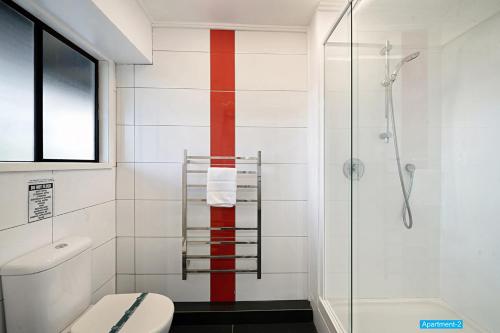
(171, 300, 317, 332)
(174, 309, 313, 325)
(173, 300, 313, 325)
(175, 300, 311, 312)
(170, 322, 318, 333)
(170, 325, 233, 333)
(234, 322, 318, 333)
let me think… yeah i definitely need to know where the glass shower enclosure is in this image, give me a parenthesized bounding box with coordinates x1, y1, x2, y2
(323, 0, 500, 332)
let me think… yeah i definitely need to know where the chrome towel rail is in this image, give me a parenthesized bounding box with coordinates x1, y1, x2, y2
(181, 149, 262, 280)
(187, 155, 259, 160)
(187, 184, 257, 189)
(186, 269, 258, 274)
(187, 199, 258, 203)
(187, 240, 258, 245)
(186, 170, 257, 175)
(186, 255, 258, 259)
(186, 227, 258, 231)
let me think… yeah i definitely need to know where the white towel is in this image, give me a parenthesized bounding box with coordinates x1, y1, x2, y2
(206, 167, 237, 207)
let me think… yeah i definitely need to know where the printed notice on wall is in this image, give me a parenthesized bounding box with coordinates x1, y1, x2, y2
(28, 179, 54, 223)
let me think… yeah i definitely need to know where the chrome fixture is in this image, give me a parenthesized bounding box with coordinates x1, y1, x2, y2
(381, 51, 420, 87)
(380, 41, 420, 229)
(379, 42, 393, 56)
(380, 40, 392, 143)
(343, 158, 365, 180)
(181, 150, 262, 280)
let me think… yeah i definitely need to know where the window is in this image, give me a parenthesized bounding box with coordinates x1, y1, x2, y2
(0, 1, 34, 161)
(42, 32, 97, 161)
(0, 0, 98, 163)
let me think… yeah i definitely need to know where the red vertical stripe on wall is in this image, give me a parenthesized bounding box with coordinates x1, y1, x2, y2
(210, 29, 236, 302)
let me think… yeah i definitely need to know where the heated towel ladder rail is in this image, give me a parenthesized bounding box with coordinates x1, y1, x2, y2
(181, 149, 262, 280)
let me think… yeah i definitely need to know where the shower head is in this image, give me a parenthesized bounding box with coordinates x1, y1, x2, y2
(391, 52, 420, 81)
(403, 51, 420, 63)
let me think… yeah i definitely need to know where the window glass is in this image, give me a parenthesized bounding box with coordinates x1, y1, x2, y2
(0, 2, 34, 161)
(42, 31, 96, 160)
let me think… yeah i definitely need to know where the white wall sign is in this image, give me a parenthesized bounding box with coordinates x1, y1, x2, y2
(28, 179, 54, 223)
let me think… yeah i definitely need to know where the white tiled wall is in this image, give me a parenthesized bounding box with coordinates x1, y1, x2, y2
(440, 13, 500, 333)
(320, 11, 500, 333)
(115, 27, 308, 301)
(236, 54, 307, 91)
(135, 52, 210, 89)
(324, 31, 442, 302)
(135, 126, 210, 162)
(236, 273, 308, 301)
(236, 31, 307, 55)
(0, 168, 116, 332)
(135, 89, 210, 126)
(236, 90, 307, 127)
(353, 37, 442, 299)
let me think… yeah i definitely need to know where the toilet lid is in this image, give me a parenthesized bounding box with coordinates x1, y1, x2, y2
(70, 293, 174, 333)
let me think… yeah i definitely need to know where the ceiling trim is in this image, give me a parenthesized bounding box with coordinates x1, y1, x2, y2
(136, 0, 155, 23)
(151, 21, 308, 32)
(317, 0, 347, 12)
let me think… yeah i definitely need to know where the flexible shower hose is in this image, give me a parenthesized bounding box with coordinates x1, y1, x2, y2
(388, 86, 414, 229)
(402, 165, 415, 228)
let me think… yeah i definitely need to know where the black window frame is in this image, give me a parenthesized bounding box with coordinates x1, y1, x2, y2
(2, 0, 99, 163)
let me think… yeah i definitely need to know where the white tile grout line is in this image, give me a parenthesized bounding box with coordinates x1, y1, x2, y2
(114, 84, 309, 94)
(114, 207, 118, 286)
(131, 236, 308, 239)
(53, 199, 115, 218)
(121, 162, 309, 165)
(117, 124, 309, 129)
(149, 49, 308, 56)
(115, 65, 120, 294)
(91, 236, 116, 251)
(132, 272, 308, 276)
(51, 170, 54, 243)
(93, 274, 115, 296)
(129, 87, 308, 93)
(0, 199, 115, 233)
(133, 64, 137, 293)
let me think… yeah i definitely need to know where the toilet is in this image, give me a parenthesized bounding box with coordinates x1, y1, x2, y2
(0, 236, 174, 333)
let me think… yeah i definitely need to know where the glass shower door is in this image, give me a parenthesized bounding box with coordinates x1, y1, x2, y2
(350, 1, 500, 332)
(325, 1, 500, 332)
(350, 2, 442, 331)
(323, 3, 352, 332)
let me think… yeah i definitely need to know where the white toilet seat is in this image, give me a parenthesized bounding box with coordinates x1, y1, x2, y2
(69, 293, 174, 333)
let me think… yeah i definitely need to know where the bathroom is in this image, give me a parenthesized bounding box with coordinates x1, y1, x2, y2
(0, 0, 499, 332)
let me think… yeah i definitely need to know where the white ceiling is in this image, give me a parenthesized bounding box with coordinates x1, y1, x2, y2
(354, 0, 500, 45)
(138, 0, 327, 26)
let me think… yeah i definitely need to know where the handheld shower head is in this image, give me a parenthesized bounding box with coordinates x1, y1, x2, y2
(391, 51, 420, 81)
(402, 51, 420, 63)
